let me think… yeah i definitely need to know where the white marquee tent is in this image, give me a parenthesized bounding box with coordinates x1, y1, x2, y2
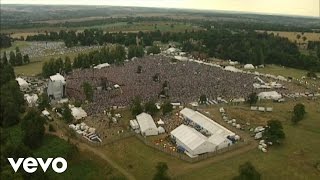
(258, 91, 282, 100)
(136, 113, 158, 136)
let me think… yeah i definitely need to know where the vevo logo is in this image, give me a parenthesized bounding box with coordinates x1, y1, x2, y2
(8, 157, 67, 173)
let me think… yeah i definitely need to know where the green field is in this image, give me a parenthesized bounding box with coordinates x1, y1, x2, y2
(4, 125, 125, 180)
(0, 41, 30, 52)
(98, 100, 320, 179)
(13, 49, 99, 76)
(255, 64, 318, 79)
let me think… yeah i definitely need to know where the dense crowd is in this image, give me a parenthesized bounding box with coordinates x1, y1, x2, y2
(4, 41, 102, 58)
(66, 55, 294, 115)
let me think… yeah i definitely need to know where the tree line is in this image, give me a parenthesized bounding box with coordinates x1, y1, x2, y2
(42, 44, 128, 77)
(1, 47, 30, 66)
(0, 61, 25, 127)
(29, 28, 320, 71)
(0, 34, 12, 48)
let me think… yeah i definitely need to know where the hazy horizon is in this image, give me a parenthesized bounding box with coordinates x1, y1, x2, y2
(2, 0, 320, 17)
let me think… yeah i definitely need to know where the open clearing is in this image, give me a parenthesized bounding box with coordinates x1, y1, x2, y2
(257, 31, 320, 43)
(4, 21, 201, 38)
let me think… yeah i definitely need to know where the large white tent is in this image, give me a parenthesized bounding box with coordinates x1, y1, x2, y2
(171, 125, 214, 156)
(180, 108, 235, 137)
(173, 108, 235, 157)
(136, 113, 158, 136)
(171, 124, 232, 157)
(258, 91, 282, 100)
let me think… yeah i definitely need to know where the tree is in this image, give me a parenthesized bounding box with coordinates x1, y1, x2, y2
(128, 45, 144, 59)
(38, 92, 50, 111)
(161, 101, 173, 115)
(0, 34, 12, 48)
(64, 56, 72, 74)
(145, 100, 159, 116)
(82, 82, 94, 101)
(2, 51, 8, 64)
(23, 54, 30, 64)
(247, 92, 258, 105)
(306, 71, 317, 78)
(21, 109, 45, 149)
(130, 96, 143, 116)
(15, 48, 23, 66)
(62, 103, 73, 123)
(296, 34, 301, 40)
(0, 79, 25, 127)
(291, 103, 306, 124)
(263, 120, 285, 144)
(153, 162, 170, 180)
(302, 36, 307, 42)
(199, 94, 207, 104)
(9, 51, 16, 66)
(233, 161, 261, 180)
(317, 46, 320, 58)
(147, 46, 161, 55)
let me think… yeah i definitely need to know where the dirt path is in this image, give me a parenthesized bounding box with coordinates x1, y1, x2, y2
(46, 122, 136, 180)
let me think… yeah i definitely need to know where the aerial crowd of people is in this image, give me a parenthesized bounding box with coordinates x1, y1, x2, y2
(66, 55, 294, 115)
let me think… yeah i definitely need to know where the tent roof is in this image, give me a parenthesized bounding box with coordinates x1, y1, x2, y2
(225, 66, 242, 72)
(258, 91, 282, 100)
(94, 63, 110, 69)
(50, 73, 65, 82)
(244, 64, 255, 69)
(171, 124, 207, 150)
(42, 110, 50, 116)
(180, 108, 235, 137)
(16, 77, 29, 87)
(208, 135, 227, 145)
(136, 113, 157, 133)
(71, 107, 87, 120)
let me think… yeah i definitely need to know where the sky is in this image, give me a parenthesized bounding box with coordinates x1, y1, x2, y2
(2, 0, 320, 17)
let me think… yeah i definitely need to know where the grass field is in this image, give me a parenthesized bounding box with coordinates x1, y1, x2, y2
(256, 31, 320, 43)
(0, 41, 30, 51)
(98, 99, 320, 179)
(5, 21, 200, 39)
(4, 124, 125, 179)
(13, 49, 99, 76)
(254, 64, 312, 79)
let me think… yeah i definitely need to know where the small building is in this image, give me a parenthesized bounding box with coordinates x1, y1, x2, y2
(136, 113, 158, 136)
(47, 73, 66, 100)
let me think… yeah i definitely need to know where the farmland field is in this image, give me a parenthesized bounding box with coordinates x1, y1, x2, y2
(257, 30, 320, 43)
